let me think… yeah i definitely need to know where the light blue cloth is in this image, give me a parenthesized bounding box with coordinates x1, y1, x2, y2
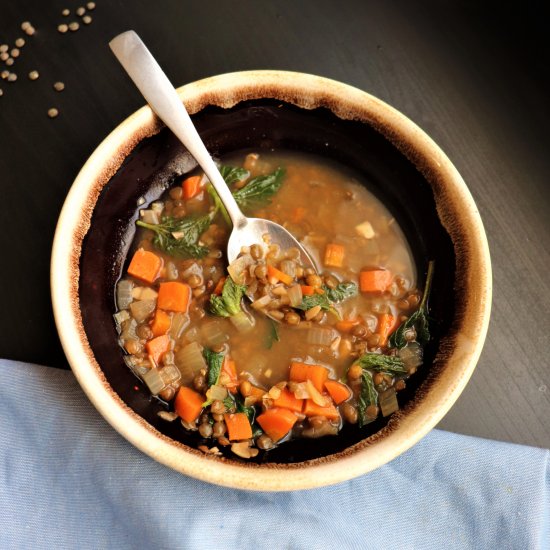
(0, 359, 548, 550)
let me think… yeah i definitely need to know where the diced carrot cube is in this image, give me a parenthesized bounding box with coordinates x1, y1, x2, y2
(256, 408, 298, 442)
(272, 388, 304, 413)
(157, 282, 191, 312)
(127, 248, 163, 284)
(303, 399, 340, 420)
(182, 175, 202, 200)
(150, 309, 171, 337)
(175, 386, 204, 423)
(324, 243, 345, 268)
(359, 270, 393, 293)
(145, 334, 170, 364)
(289, 362, 329, 393)
(224, 412, 253, 441)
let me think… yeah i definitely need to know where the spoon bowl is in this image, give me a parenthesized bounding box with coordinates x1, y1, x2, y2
(110, 31, 316, 271)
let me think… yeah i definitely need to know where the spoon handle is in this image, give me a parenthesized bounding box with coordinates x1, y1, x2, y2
(109, 30, 248, 228)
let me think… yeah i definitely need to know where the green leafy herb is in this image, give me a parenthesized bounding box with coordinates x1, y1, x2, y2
(203, 347, 225, 388)
(206, 184, 231, 226)
(265, 318, 280, 349)
(325, 282, 358, 303)
(209, 277, 247, 317)
(389, 261, 435, 349)
(357, 353, 407, 375)
(296, 292, 332, 312)
(357, 370, 378, 428)
(235, 394, 257, 424)
(232, 168, 285, 211)
(136, 213, 213, 259)
(223, 394, 236, 411)
(219, 166, 250, 186)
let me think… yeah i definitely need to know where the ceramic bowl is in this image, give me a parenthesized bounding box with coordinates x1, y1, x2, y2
(51, 70, 491, 490)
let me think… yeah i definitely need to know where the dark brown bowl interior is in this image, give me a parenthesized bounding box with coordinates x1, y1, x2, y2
(79, 99, 455, 464)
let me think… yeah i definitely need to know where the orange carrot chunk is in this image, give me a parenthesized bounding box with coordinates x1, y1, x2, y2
(289, 362, 329, 393)
(182, 175, 202, 200)
(224, 412, 253, 441)
(324, 243, 345, 268)
(213, 276, 226, 296)
(376, 312, 396, 347)
(150, 309, 171, 337)
(300, 285, 316, 296)
(256, 408, 298, 442)
(157, 282, 191, 312)
(267, 265, 293, 286)
(145, 334, 170, 364)
(221, 357, 239, 393)
(175, 386, 204, 423)
(303, 399, 340, 420)
(272, 388, 304, 413)
(127, 248, 163, 284)
(324, 380, 352, 405)
(359, 269, 393, 294)
(248, 385, 267, 400)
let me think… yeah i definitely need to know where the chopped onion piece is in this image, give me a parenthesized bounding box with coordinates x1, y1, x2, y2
(229, 310, 255, 333)
(379, 388, 399, 417)
(228, 254, 254, 285)
(116, 280, 134, 309)
(279, 260, 296, 279)
(140, 209, 159, 225)
(398, 342, 423, 369)
(151, 201, 164, 216)
(206, 384, 227, 402)
(160, 365, 181, 385)
(306, 379, 330, 406)
(123, 355, 150, 377)
(175, 341, 206, 384)
(292, 382, 310, 400)
(165, 261, 178, 280)
(113, 310, 130, 329)
(271, 285, 287, 296)
(132, 287, 158, 301)
(142, 368, 165, 395)
(120, 318, 138, 341)
(169, 313, 189, 340)
(306, 327, 334, 347)
(129, 299, 156, 322)
(355, 220, 375, 239)
(251, 294, 272, 310)
(287, 284, 303, 307)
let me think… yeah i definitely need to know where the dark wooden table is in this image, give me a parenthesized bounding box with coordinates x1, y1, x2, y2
(1, 0, 548, 449)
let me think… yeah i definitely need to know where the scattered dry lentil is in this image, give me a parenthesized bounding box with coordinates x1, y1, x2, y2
(1, 70, 8, 79)
(15, 38, 25, 47)
(0, 88, 3, 97)
(47, 107, 59, 118)
(7, 73, 17, 82)
(62, 8, 70, 16)
(21, 21, 31, 30)
(86, 1, 96, 9)
(11, 48, 20, 58)
(24, 26, 35, 36)
(0, 45, 8, 53)
(5, 58, 14, 66)
(68, 22, 80, 31)
(0, 52, 8, 61)
(28, 70, 39, 80)
(82, 15, 92, 24)
(53, 81, 65, 91)
(57, 24, 68, 33)
(76, 6, 86, 16)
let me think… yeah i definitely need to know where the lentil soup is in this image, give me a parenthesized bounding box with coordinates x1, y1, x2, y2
(114, 150, 433, 460)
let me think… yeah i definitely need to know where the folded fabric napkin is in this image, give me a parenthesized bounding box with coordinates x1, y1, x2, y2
(0, 359, 547, 550)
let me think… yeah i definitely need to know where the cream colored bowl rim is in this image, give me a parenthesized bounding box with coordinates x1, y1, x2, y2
(51, 70, 492, 491)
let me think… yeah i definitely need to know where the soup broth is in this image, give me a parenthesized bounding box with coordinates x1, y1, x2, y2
(114, 150, 431, 458)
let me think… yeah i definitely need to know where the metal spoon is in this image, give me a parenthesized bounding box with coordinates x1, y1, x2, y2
(109, 31, 316, 270)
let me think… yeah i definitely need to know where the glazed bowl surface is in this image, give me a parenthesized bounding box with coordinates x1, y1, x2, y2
(51, 70, 491, 490)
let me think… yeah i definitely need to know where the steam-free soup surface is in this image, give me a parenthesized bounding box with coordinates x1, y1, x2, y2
(114, 150, 431, 459)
